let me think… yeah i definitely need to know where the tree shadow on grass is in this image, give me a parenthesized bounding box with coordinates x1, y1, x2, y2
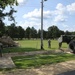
(2, 47, 40, 53)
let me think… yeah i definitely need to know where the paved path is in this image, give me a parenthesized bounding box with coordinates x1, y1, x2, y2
(0, 57, 15, 68)
(0, 60, 75, 75)
(3, 49, 71, 57)
(3, 50, 54, 57)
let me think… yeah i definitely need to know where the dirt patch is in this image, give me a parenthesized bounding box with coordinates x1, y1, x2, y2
(0, 60, 75, 75)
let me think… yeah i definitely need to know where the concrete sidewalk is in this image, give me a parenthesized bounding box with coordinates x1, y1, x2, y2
(0, 60, 75, 75)
(0, 57, 15, 68)
(53, 60, 75, 75)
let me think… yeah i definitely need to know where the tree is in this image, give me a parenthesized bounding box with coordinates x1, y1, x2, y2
(59, 30, 65, 36)
(71, 31, 75, 35)
(43, 30, 47, 39)
(30, 27, 37, 39)
(25, 27, 31, 39)
(0, 0, 18, 37)
(17, 26, 25, 39)
(6, 23, 17, 38)
(65, 30, 71, 35)
(37, 29, 41, 38)
(0, 0, 18, 21)
(47, 26, 60, 39)
(0, 21, 5, 37)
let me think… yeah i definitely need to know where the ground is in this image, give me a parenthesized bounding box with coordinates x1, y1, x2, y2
(0, 49, 75, 75)
(0, 60, 75, 75)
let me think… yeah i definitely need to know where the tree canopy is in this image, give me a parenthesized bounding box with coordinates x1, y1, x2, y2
(0, 0, 18, 36)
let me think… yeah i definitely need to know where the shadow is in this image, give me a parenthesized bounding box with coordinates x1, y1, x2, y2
(57, 70, 75, 75)
(50, 48, 56, 50)
(59, 49, 64, 52)
(2, 47, 40, 53)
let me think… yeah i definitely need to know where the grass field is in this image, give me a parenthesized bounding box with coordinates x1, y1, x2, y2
(12, 53, 75, 69)
(2, 39, 75, 69)
(2, 39, 68, 53)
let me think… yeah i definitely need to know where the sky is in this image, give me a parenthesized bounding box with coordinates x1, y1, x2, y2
(4, 0, 75, 31)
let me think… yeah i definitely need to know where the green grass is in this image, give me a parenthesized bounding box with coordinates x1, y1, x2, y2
(2, 39, 75, 69)
(12, 53, 75, 69)
(2, 39, 68, 53)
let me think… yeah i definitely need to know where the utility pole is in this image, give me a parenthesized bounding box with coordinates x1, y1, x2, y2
(41, 0, 47, 49)
(41, 0, 43, 49)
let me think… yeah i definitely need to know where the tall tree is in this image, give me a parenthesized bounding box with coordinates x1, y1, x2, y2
(59, 30, 65, 36)
(6, 23, 16, 38)
(30, 27, 37, 39)
(43, 30, 47, 39)
(47, 26, 60, 39)
(37, 29, 41, 38)
(65, 30, 71, 35)
(0, 0, 18, 37)
(0, 21, 5, 37)
(17, 26, 25, 39)
(25, 27, 31, 39)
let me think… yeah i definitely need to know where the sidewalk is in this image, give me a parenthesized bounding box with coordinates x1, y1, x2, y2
(0, 60, 75, 75)
(0, 57, 15, 68)
(0, 50, 64, 69)
(2, 50, 68, 57)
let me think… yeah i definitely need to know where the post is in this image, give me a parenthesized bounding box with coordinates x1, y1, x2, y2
(0, 43, 3, 57)
(41, 0, 44, 49)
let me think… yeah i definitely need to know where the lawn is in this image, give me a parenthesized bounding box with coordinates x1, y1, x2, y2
(2, 39, 75, 69)
(2, 39, 68, 53)
(12, 53, 75, 69)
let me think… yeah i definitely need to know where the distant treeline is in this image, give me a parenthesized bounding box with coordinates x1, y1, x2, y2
(0, 23, 75, 40)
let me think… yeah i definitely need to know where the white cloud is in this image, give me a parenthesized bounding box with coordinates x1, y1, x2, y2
(17, 0, 24, 3)
(53, 3, 67, 23)
(22, 8, 52, 30)
(21, 4, 68, 30)
(56, 3, 64, 9)
(62, 24, 69, 28)
(67, 3, 75, 13)
(18, 20, 41, 30)
(23, 9, 52, 20)
(54, 15, 67, 22)
(56, 3, 66, 15)
(18, 2, 75, 31)
(17, 0, 28, 5)
(17, 20, 50, 30)
(64, 27, 75, 32)
(23, 9, 40, 20)
(23, 3, 68, 23)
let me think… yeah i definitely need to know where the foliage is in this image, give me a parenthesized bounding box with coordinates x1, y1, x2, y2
(37, 29, 41, 38)
(0, 0, 18, 36)
(1, 24, 75, 39)
(25, 27, 31, 39)
(0, 0, 18, 9)
(16, 26, 25, 39)
(47, 26, 64, 39)
(30, 27, 37, 39)
(0, 22, 5, 37)
(6, 23, 16, 38)
(0, 1, 75, 39)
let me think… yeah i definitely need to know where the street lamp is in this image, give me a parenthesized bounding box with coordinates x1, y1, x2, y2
(41, 0, 47, 49)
